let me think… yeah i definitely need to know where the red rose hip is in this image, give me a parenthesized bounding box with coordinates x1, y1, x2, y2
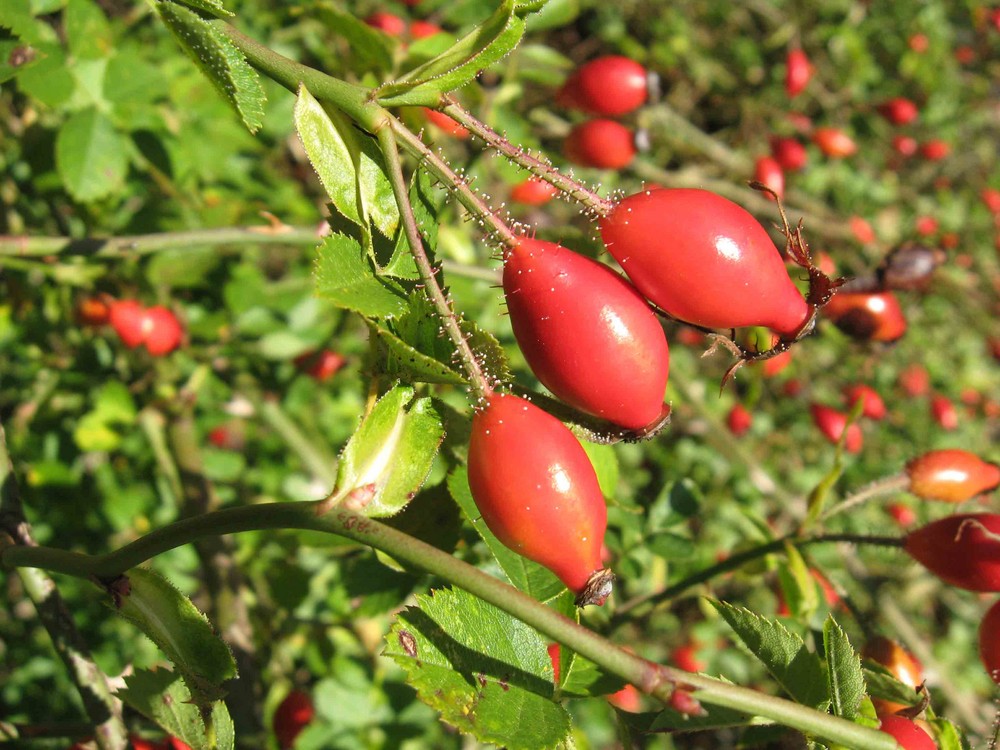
(273, 689, 315, 749)
(503, 238, 669, 430)
(905, 450, 1000, 502)
(810, 404, 862, 453)
(878, 715, 937, 750)
(904, 513, 1000, 591)
(563, 120, 636, 169)
(557, 56, 649, 117)
(784, 49, 813, 97)
(467, 393, 611, 604)
(599, 189, 810, 337)
(980, 599, 1000, 685)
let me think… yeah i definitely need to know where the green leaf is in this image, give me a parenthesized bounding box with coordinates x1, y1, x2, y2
(93, 380, 137, 425)
(376, 0, 526, 107)
(293, 84, 399, 237)
(926, 718, 965, 750)
(373, 323, 466, 385)
(384, 588, 571, 750)
(119, 669, 235, 750)
(776, 543, 819, 620)
(580, 441, 618, 498)
(328, 385, 444, 517)
(314, 233, 409, 319)
(64, 0, 112, 59)
(447, 466, 566, 603)
(315, 4, 394, 73)
(155, 0, 264, 133)
(861, 667, 923, 708)
(379, 168, 444, 280)
(109, 567, 237, 707)
(645, 531, 696, 559)
(74, 412, 122, 452)
(15, 43, 75, 106)
(171, 0, 233, 18)
(558, 645, 625, 698)
(711, 600, 830, 709)
(55, 108, 129, 202)
(0, 40, 43, 84)
(823, 615, 865, 720)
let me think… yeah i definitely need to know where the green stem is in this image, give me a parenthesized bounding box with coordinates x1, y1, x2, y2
(0, 421, 127, 750)
(820, 473, 910, 521)
(254, 397, 338, 488)
(2, 502, 898, 750)
(442, 98, 615, 217)
(375, 124, 493, 401)
(389, 115, 520, 249)
(613, 532, 904, 623)
(217, 22, 385, 133)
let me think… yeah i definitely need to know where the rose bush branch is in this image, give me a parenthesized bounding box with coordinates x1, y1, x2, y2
(2, 501, 896, 750)
(0, 419, 128, 750)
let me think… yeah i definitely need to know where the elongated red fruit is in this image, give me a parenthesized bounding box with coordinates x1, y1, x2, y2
(273, 690, 315, 749)
(599, 189, 810, 336)
(467, 393, 611, 604)
(905, 450, 1000, 502)
(980, 599, 1000, 685)
(557, 56, 649, 116)
(503, 238, 669, 430)
(904, 513, 1000, 591)
(785, 49, 813, 98)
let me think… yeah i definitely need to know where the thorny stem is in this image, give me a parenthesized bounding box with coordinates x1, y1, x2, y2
(376, 124, 493, 402)
(2, 503, 897, 750)
(820, 473, 911, 521)
(389, 116, 520, 249)
(442, 98, 616, 217)
(0, 420, 127, 750)
(612, 531, 904, 623)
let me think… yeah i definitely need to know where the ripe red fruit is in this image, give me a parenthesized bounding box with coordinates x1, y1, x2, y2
(843, 384, 887, 420)
(878, 715, 936, 750)
(888, 502, 917, 528)
(822, 291, 907, 342)
(899, 364, 930, 397)
(849, 216, 876, 244)
(908, 33, 929, 53)
(557, 56, 649, 117)
(930, 394, 958, 431)
(726, 404, 752, 437)
(467, 393, 610, 603)
(905, 450, 1000, 502)
(980, 188, 1000, 214)
(76, 297, 111, 327)
(607, 684, 642, 712)
(166, 738, 192, 750)
(877, 97, 919, 126)
(761, 347, 793, 376)
(892, 135, 918, 157)
(784, 49, 813, 97)
(811, 127, 857, 158)
(547, 642, 561, 683)
(422, 108, 470, 139)
(563, 120, 636, 169)
(810, 404, 862, 454)
(599, 189, 810, 337)
(980, 599, 1000, 685)
(920, 139, 950, 161)
(671, 642, 706, 673)
(295, 349, 346, 382)
(128, 737, 163, 750)
(502, 238, 670, 430)
(365, 11, 406, 36)
(408, 20, 441, 39)
(770, 136, 808, 172)
(864, 636, 923, 687)
(955, 45, 975, 64)
(141, 306, 184, 356)
(914, 216, 938, 236)
(109, 300, 147, 348)
(510, 177, 558, 206)
(905, 513, 1000, 591)
(753, 156, 784, 200)
(273, 689, 315, 749)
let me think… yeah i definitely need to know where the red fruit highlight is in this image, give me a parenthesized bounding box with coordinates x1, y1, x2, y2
(980, 599, 1000, 685)
(770, 136, 808, 172)
(920, 139, 950, 161)
(510, 177, 558, 206)
(904, 513, 1000, 591)
(563, 120, 636, 169)
(810, 404, 862, 453)
(899, 364, 930, 397)
(878, 715, 937, 750)
(502, 238, 670, 430)
(607, 684, 642, 713)
(467, 393, 610, 603)
(754, 156, 784, 200)
(273, 689, 315, 749)
(905, 450, 1000, 502)
(843, 384, 887, 420)
(878, 97, 919, 126)
(141, 306, 184, 356)
(599, 188, 810, 337)
(812, 127, 857, 158)
(557, 56, 649, 117)
(892, 135, 918, 157)
(109, 300, 147, 348)
(823, 290, 907, 342)
(784, 49, 813, 98)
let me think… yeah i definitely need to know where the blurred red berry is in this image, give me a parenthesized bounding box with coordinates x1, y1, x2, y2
(273, 690, 315, 749)
(510, 177, 558, 206)
(295, 349, 345, 382)
(365, 11, 406, 36)
(920, 139, 950, 161)
(769, 136, 808, 172)
(892, 135, 918, 157)
(849, 216, 876, 244)
(899, 364, 930, 396)
(607, 683, 642, 713)
(753, 156, 784, 200)
(877, 97, 919, 126)
(76, 297, 111, 327)
(908, 33, 929, 53)
(823, 290, 907, 342)
(811, 404, 863, 453)
(784, 48, 813, 98)
(109, 300, 146, 348)
(726, 404, 753, 437)
(844, 384, 887, 420)
(812, 127, 857, 158)
(980, 599, 1000, 685)
(557, 56, 649, 117)
(878, 714, 936, 750)
(930, 394, 958, 430)
(142, 306, 184, 356)
(408, 20, 441, 39)
(671, 642, 706, 673)
(981, 188, 1000, 214)
(888, 503, 917, 528)
(955, 45, 975, 64)
(422, 108, 470, 139)
(914, 216, 938, 236)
